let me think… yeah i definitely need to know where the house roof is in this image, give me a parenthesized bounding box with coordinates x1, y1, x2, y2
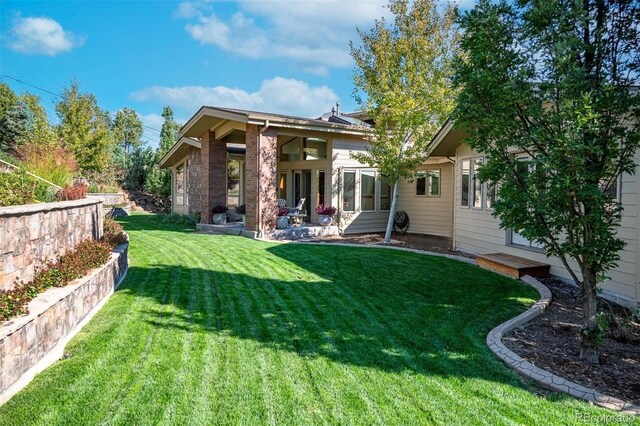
(180, 105, 372, 139)
(426, 119, 468, 157)
(159, 136, 247, 169)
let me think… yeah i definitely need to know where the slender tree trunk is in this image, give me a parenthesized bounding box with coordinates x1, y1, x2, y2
(579, 268, 600, 364)
(383, 181, 400, 244)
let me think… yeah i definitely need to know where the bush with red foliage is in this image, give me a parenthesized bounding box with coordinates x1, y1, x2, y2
(55, 183, 88, 201)
(102, 218, 128, 247)
(0, 238, 114, 322)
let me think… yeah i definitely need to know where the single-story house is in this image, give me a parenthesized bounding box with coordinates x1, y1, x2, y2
(160, 105, 639, 309)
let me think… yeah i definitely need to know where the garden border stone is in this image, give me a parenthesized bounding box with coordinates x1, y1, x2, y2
(0, 241, 129, 406)
(487, 275, 640, 415)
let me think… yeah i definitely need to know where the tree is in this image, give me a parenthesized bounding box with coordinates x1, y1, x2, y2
(146, 106, 180, 198)
(56, 83, 115, 174)
(0, 99, 34, 153)
(0, 83, 17, 122)
(453, 0, 640, 363)
(350, 0, 459, 243)
(112, 107, 143, 155)
(19, 93, 58, 148)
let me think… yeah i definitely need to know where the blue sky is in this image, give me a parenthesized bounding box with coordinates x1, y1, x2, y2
(0, 0, 473, 147)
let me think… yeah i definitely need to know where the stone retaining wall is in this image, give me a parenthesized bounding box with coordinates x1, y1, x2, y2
(0, 242, 128, 404)
(0, 199, 103, 291)
(87, 193, 126, 206)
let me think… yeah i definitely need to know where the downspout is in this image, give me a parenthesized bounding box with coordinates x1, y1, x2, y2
(257, 120, 270, 238)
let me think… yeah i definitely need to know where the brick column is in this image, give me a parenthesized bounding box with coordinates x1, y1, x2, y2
(200, 130, 227, 223)
(245, 124, 277, 235)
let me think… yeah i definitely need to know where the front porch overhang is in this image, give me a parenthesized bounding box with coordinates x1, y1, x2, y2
(426, 119, 469, 158)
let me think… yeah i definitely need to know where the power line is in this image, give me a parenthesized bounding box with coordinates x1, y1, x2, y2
(0, 73, 164, 144)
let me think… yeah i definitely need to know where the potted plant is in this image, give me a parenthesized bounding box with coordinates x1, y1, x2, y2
(211, 205, 228, 224)
(276, 206, 289, 229)
(235, 204, 246, 223)
(315, 204, 336, 226)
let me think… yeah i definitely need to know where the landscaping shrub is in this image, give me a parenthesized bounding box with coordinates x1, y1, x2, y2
(18, 144, 77, 187)
(235, 204, 246, 215)
(156, 212, 196, 226)
(55, 183, 88, 201)
(102, 218, 128, 246)
(0, 171, 39, 206)
(0, 239, 114, 321)
(88, 182, 122, 193)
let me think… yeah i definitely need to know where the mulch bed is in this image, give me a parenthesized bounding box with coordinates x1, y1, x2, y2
(314, 231, 474, 258)
(503, 278, 640, 405)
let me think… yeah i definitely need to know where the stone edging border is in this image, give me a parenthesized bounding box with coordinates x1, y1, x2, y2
(488, 275, 640, 415)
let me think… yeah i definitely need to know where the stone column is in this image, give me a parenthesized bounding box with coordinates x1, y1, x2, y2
(245, 124, 277, 235)
(200, 130, 227, 223)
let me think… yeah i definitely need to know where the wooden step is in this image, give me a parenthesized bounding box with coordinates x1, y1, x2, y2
(476, 252, 550, 279)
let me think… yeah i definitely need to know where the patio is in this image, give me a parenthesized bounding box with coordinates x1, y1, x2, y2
(197, 221, 340, 241)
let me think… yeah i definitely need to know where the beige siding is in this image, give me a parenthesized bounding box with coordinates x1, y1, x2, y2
(453, 144, 640, 306)
(396, 161, 454, 238)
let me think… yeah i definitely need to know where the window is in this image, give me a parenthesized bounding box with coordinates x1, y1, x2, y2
(317, 170, 326, 206)
(472, 159, 483, 208)
(360, 171, 376, 211)
(416, 171, 427, 196)
(461, 160, 470, 207)
(380, 180, 391, 210)
(427, 170, 440, 196)
(486, 185, 496, 209)
(175, 164, 185, 206)
(304, 138, 328, 160)
(343, 171, 356, 211)
(278, 172, 287, 201)
(280, 138, 300, 161)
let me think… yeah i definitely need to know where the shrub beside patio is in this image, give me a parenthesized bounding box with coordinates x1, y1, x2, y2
(0, 214, 624, 424)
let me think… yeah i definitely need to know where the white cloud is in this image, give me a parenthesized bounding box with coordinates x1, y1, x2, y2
(179, 1, 390, 71)
(7, 16, 84, 56)
(131, 77, 339, 118)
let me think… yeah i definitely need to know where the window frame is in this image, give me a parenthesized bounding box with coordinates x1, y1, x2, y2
(174, 161, 186, 206)
(460, 159, 471, 208)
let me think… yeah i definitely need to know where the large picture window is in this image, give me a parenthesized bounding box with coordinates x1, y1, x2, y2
(343, 171, 356, 212)
(461, 160, 470, 207)
(472, 159, 483, 208)
(380, 180, 391, 210)
(361, 171, 376, 211)
(175, 164, 185, 206)
(304, 138, 328, 160)
(280, 138, 301, 162)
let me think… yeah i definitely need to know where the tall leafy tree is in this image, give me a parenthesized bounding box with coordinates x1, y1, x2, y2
(146, 106, 180, 198)
(112, 107, 143, 155)
(0, 99, 34, 153)
(350, 0, 459, 243)
(0, 83, 17, 122)
(56, 83, 115, 174)
(453, 0, 640, 363)
(19, 93, 57, 148)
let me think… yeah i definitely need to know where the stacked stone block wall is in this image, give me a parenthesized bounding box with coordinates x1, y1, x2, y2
(0, 242, 128, 403)
(0, 199, 103, 291)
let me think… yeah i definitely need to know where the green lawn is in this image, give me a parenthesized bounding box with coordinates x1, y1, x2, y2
(0, 214, 628, 425)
